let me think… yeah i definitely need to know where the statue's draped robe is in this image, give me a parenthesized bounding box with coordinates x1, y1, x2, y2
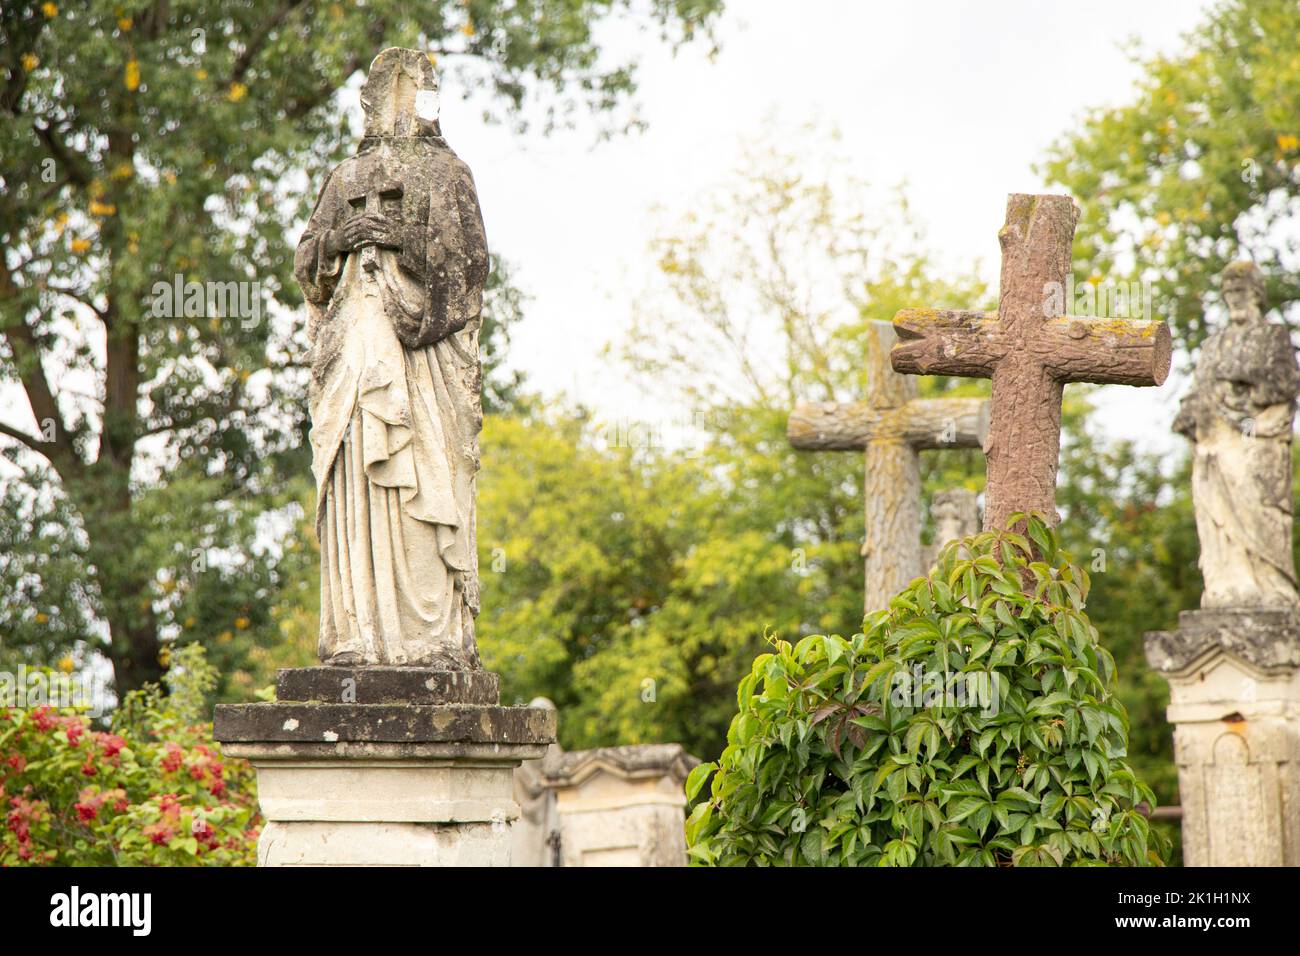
(1177, 320, 1300, 608)
(295, 136, 488, 666)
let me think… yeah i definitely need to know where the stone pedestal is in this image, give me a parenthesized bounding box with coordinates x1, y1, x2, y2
(513, 741, 697, 867)
(215, 667, 554, 867)
(1145, 609, 1300, 866)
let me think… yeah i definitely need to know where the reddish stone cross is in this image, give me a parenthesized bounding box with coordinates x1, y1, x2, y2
(891, 194, 1172, 532)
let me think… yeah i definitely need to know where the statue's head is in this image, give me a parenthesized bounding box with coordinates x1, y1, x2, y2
(932, 493, 960, 523)
(931, 489, 976, 529)
(1221, 260, 1266, 325)
(360, 47, 441, 140)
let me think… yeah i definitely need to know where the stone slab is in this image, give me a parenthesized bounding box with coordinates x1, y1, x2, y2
(214, 701, 555, 747)
(1145, 607, 1300, 675)
(276, 666, 500, 705)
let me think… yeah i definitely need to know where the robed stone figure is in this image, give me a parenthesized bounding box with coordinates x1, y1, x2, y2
(294, 49, 489, 668)
(1174, 261, 1300, 609)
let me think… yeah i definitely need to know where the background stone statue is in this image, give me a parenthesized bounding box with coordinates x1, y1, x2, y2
(1173, 261, 1299, 608)
(925, 488, 980, 568)
(294, 48, 489, 667)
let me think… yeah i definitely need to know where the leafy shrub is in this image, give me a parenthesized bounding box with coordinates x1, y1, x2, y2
(686, 515, 1168, 866)
(1, 644, 259, 865)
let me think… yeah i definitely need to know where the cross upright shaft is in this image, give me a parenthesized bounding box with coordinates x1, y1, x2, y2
(891, 194, 1173, 532)
(788, 321, 988, 610)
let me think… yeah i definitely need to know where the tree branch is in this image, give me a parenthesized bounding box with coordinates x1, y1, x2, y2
(230, 0, 309, 85)
(33, 120, 93, 187)
(285, 53, 366, 120)
(0, 418, 50, 454)
(0, 250, 77, 473)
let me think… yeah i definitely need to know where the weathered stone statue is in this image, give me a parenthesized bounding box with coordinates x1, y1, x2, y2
(295, 47, 489, 668)
(1145, 261, 1300, 867)
(216, 50, 552, 868)
(1172, 261, 1300, 608)
(925, 489, 980, 568)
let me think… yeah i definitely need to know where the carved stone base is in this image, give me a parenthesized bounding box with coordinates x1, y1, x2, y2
(214, 668, 555, 867)
(1145, 608, 1300, 866)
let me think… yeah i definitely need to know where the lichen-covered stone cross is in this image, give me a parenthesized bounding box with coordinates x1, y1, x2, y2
(891, 193, 1172, 532)
(788, 320, 989, 611)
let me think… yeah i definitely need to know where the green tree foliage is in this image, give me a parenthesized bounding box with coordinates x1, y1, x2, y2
(477, 403, 863, 752)
(1041, 0, 1300, 350)
(1, 644, 259, 865)
(0, 0, 723, 693)
(686, 516, 1169, 867)
(471, 139, 990, 755)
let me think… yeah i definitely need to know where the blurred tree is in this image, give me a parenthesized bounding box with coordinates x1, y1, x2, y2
(620, 132, 991, 552)
(476, 401, 861, 753)
(0, 0, 723, 694)
(470, 136, 991, 755)
(1040, 0, 1299, 351)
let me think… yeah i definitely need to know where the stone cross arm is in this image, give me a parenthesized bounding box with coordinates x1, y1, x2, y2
(891, 309, 1172, 387)
(787, 395, 989, 451)
(888, 193, 1173, 533)
(785, 320, 990, 611)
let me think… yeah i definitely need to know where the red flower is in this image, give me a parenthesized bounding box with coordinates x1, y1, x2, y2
(75, 802, 98, 822)
(30, 707, 55, 732)
(97, 733, 126, 759)
(142, 822, 173, 846)
(63, 719, 85, 746)
(191, 816, 218, 850)
(160, 743, 184, 773)
(5, 755, 24, 773)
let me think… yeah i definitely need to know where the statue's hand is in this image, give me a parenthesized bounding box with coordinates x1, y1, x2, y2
(327, 215, 402, 257)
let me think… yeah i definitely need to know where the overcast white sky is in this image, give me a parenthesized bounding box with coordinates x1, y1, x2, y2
(439, 0, 1215, 451)
(0, 1, 1218, 459)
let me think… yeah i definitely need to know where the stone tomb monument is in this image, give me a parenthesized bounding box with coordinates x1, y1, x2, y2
(511, 699, 697, 867)
(215, 49, 554, 866)
(1145, 261, 1300, 866)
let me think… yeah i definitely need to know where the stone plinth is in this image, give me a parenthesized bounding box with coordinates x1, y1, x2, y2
(512, 741, 697, 867)
(1145, 609, 1300, 866)
(215, 667, 554, 867)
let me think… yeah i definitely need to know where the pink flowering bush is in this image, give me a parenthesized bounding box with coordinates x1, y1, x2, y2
(0, 645, 259, 865)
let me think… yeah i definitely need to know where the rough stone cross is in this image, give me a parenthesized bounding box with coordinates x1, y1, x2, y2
(891, 193, 1172, 532)
(787, 320, 989, 611)
(346, 180, 404, 271)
